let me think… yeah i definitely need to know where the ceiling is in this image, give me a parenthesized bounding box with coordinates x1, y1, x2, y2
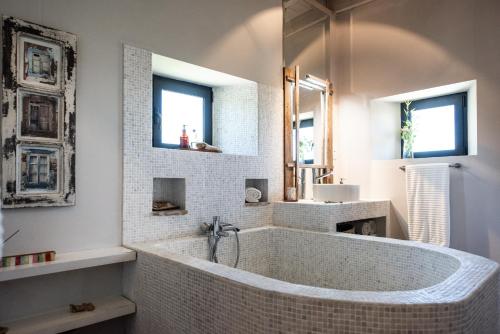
(284, 0, 329, 22)
(152, 53, 254, 88)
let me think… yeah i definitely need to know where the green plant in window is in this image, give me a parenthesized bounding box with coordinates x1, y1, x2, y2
(298, 137, 314, 162)
(401, 100, 415, 159)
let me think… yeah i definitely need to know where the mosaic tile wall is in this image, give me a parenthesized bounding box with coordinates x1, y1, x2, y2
(273, 200, 391, 233)
(124, 226, 499, 333)
(212, 83, 259, 156)
(123, 45, 283, 244)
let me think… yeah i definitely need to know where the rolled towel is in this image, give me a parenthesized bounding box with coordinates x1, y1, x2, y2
(245, 187, 262, 203)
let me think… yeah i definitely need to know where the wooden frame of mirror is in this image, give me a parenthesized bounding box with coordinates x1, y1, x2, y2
(283, 66, 334, 201)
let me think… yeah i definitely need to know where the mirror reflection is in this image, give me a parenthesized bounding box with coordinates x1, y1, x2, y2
(293, 84, 326, 165)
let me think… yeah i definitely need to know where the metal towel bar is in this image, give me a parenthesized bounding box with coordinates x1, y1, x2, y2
(399, 163, 461, 171)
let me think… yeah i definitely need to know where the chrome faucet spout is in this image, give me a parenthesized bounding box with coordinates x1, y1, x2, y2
(315, 170, 334, 181)
(220, 223, 240, 232)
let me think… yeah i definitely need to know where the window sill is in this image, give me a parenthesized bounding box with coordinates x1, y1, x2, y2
(245, 202, 270, 207)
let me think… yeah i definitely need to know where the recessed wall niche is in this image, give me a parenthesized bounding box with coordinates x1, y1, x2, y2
(152, 178, 186, 216)
(336, 217, 386, 237)
(245, 178, 269, 206)
(370, 80, 477, 160)
(152, 53, 258, 156)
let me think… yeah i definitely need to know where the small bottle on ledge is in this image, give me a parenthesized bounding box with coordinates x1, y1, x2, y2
(179, 125, 190, 149)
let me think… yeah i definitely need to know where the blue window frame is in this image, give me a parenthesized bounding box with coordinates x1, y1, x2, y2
(153, 75, 213, 149)
(401, 93, 468, 158)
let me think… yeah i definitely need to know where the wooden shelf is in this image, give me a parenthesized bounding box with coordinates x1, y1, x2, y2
(0, 247, 136, 283)
(2, 295, 135, 334)
(152, 209, 188, 216)
(245, 202, 270, 207)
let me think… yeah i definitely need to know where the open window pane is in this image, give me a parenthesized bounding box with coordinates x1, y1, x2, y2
(413, 105, 455, 153)
(161, 90, 204, 145)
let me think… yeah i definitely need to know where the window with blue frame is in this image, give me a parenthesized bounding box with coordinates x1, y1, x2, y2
(401, 93, 468, 158)
(153, 75, 213, 148)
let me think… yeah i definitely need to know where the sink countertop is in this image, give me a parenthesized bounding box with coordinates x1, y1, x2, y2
(274, 199, 390, 205)
(273, 199, 391, 233)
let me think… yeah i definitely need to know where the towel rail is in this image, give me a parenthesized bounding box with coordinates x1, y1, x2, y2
(399, 163, 461, 171)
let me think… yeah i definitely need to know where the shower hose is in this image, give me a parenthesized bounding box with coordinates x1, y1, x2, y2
(210, 230, 240, 268)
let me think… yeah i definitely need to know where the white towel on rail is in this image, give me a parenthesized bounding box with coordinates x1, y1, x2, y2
(406, 163, 450, 247)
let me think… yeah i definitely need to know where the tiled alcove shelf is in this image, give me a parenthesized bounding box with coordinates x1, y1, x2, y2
(245, 179, 269, 207)
(152, 178, 187, 216)
(336, 217, 387, 237)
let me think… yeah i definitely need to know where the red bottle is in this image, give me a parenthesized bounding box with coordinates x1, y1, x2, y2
(180, 125, 190, 149)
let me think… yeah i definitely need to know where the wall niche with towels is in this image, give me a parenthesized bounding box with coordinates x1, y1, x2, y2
(245, 179, 269, 206)
(152, 178, 186, 216)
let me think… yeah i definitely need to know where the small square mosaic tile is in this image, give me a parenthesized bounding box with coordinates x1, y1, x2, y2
(123, 45, 283, 244)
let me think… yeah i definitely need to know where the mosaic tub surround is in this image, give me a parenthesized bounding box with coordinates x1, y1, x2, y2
(123, 45, 283, 244)
(273, 200, 391, 233)
(124, 227, 499, 333)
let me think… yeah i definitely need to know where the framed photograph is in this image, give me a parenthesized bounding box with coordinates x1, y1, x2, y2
(16, 145, 61, 195)
(17, 89, 62, 141)
(2, 16, 77, 208)
(17, 34, 62, 90)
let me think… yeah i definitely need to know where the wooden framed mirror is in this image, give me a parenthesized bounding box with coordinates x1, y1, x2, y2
(283, 66, 334, 201)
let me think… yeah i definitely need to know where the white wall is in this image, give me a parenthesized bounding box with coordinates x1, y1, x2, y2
(333, 0, 500, 262)
(369, 100, 400, 160)
(0, 0, 282, 255)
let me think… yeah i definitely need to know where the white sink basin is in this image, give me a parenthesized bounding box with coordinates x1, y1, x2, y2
(313, 184, 360, 202)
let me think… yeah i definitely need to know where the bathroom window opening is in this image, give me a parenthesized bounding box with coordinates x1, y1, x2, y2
(153, 75, 212, 148)
(401, 92, 468, 158)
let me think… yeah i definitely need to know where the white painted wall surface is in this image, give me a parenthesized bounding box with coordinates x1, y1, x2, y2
(333, 0, 500, 262)
(0, 0, 282, 255)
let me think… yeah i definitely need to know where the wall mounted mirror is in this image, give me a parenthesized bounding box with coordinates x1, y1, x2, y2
(295, 80, 328, 166)
(152, 53, 258, 156)
(284, 66, 333, 201)
(283, 0, 334, 201)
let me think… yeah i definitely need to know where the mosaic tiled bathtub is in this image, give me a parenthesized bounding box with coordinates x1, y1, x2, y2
(124, 227, 499, 333)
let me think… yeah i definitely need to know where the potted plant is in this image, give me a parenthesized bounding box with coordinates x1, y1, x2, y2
(401, 101, 415, 159)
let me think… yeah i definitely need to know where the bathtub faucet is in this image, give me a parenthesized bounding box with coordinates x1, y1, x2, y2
(201, 216, 240, 237)
(200, 216, 240, 268)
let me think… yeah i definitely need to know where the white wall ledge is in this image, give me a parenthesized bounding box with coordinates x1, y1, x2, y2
(2, 295, 135, 334)
(0, 247, 136, 282)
